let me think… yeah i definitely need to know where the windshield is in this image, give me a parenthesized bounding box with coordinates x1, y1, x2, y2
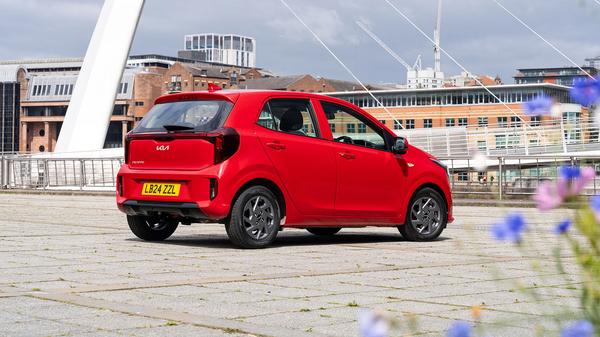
(132, 100, 234, 133)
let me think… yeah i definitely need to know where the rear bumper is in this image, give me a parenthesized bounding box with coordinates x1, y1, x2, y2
(119, 200, 208, 219)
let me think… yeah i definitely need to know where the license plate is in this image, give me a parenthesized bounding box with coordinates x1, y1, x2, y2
(141, 183, 181, 197)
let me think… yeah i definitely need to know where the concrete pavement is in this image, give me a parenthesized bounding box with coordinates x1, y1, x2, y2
(0, 193, 581, 336)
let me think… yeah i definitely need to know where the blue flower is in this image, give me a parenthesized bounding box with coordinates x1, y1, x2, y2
(491, 213, 526, 243)
(590, 195, 600, 213)
(570, 77, 600, 107)
(523, 95, 554, 116)
(560, 166, 582, 180)
(446, 321, 472, 337)
(554, 220, 572, 234)
(561, 320, 594, 337)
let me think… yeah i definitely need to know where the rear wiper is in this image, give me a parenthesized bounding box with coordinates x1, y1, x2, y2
(162, 124, 195, 132)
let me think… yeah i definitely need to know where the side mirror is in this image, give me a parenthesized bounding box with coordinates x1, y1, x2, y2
(392, 137, 409, 155)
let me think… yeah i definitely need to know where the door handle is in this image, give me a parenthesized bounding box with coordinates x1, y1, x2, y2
(266, 142, 286, 150)
(339, 152, 356, 160)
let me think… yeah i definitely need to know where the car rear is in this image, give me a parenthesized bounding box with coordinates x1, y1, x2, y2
(117, 93, 240, 222)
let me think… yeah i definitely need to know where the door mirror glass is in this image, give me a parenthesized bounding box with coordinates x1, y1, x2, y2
(392, 137, 408, 154)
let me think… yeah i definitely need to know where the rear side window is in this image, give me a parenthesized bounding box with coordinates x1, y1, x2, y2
(257, 98, 319, 138)
(132, 100, 233, 133)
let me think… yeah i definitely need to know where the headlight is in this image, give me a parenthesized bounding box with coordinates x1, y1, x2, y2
(430, 158, 449, 177)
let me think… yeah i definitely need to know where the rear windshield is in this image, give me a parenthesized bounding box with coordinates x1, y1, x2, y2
(132, 100, 234, 133)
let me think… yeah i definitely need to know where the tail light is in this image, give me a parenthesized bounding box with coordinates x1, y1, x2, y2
(124, 136, 131, 164)
(210, 127, 240, 164)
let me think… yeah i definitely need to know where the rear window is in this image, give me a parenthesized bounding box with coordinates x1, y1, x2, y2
(132, 100, 233, 133)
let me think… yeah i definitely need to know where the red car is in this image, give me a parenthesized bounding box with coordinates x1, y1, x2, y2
(116, 90, 453, 248)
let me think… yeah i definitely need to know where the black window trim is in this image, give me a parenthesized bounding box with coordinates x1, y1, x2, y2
(256, 97, 322, 139)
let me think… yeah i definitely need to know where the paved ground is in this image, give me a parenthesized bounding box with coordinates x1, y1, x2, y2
(0, 193, 583, 337)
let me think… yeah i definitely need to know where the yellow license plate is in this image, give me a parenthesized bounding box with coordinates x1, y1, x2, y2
(141, 183, 181, 197)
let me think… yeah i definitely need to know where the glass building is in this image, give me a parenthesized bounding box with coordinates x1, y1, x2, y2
(0, 82, 19, 153)
(180, 34, 256, 68)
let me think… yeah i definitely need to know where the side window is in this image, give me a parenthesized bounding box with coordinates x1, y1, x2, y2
(320, 101, 387, 150)
(257, 98, 319, 138)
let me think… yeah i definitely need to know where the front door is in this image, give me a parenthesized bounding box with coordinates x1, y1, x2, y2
(255, 98, 337, 216)
(320, 101, 405, 220)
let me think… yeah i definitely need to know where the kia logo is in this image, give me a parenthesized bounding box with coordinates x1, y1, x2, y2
(156, 145, 170, 151)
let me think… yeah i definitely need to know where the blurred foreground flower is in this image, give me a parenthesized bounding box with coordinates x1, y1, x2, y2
(561, 320, 594, 337)
(533, 166, 596, 210)
(523, 95, 554, 116)
(446, 321, 472, 337)
(491, 213, 526, 243)
(570, 77, 600, 107)
(358, 309, 389, 337)
(590, 195, 600, 223)
(554, 219, 572, 235)
(470, 152, 488, 172)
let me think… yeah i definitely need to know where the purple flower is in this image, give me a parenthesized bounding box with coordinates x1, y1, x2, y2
(523, 95, 554, 116)
(358, 309, 389, 337)
(491, 213, 526, 243)
(446, 321, 472, 337)
(554, 220, 572, 234)
(561, 320, 594, 337)
(533, 167, 596, 211)
(570, 77, 600, 107)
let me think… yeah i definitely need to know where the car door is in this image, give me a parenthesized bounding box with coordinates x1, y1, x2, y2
(319, 100, 406, 220)
(255, 97, 337, 216)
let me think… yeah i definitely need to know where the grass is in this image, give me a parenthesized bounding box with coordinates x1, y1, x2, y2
(165, 321, 178, 327)
(347, 301, 359, 307)
(299, 308, 311, 312)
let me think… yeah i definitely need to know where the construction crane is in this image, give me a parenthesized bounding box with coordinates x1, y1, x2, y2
(434, 0, 442, 73)
(356, 21, 420, 72)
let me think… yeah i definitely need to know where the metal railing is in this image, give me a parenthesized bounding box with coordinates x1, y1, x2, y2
(2, 153, 600, 200)
(1, 154, 122, 191)
(440, 155, 600, 200)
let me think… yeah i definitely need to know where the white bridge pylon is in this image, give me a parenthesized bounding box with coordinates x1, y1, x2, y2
(55, 0, 145, 153)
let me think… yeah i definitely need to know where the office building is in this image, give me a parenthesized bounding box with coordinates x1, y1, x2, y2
(179, 34, 256, 68)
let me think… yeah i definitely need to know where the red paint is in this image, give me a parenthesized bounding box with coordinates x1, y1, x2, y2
(116, 90, 453, 227)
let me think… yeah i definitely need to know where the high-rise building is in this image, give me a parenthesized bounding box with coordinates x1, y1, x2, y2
(514, 67, 598, 86)
(179, 34, 256, 68)
(0, 65, 25, 153)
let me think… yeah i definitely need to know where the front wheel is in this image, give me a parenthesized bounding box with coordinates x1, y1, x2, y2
(306, 228, 341, 236)
(225, 186, 281, 249)
(399, 188, 447, 241)
(127, 215, 179, 241)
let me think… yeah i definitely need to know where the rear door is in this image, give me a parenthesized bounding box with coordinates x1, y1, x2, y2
(319, 100, 406, 220)
(255, 98, 337, 216)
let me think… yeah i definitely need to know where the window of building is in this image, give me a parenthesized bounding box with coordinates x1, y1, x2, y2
(497, 117, 508, 128)
(495, 135, 507, 149)
(135, 102, 144, 107)
(531, 116, 541, 127)
(478, 117, 488, 127)
(405, 119, 415, 129)
(257, 98, 319, 138)
(358, 124, 367, 134)
(511, 116, 521, 127)
(457, 172, 469, 182)
(445, 118, 455, 127)
(477, 140, 487, 151)
(39, 129, 45, 137)
(394, 120, 403, 130)
(347, 123, 356, 133)
(39, 145, 45, 152)
(423, 119, 433, 128)
(458, 118, 468, 127)
(330, 123, 336, 133)
(379, 120, 386, 126)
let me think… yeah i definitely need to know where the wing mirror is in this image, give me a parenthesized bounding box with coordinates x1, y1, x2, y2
(392, 137, 409, 155)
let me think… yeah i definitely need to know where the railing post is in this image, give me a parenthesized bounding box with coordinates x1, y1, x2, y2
(523, 123, 529, 156)
(498, 156, 504, 201)
(79, 159, 85, 191)
(0, 154, 5, 189)
(560, 117, 568, 154)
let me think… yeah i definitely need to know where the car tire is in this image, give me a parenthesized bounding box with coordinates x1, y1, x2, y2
(306, 228, 342, 236)
(399, 188, 447, 242)
(226, 186, 281, 249)
(127, 215, 179, 241)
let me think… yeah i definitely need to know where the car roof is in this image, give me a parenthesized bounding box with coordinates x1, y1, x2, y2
(154, 89, 351, 106)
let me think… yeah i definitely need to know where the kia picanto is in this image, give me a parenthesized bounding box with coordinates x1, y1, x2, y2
(116, 90, 453, 248)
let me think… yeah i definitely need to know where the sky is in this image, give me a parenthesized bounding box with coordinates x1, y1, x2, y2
(0, 0, 599, 85)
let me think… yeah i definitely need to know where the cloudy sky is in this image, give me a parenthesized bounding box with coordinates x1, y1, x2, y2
(0, 0, 599, 85)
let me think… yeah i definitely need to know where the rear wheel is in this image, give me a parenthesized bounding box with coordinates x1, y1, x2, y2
(399, 188, 447, 241)
(127, 215, 179, 241)
(226, 186, 281, 249)
(306, 228, 341, 236)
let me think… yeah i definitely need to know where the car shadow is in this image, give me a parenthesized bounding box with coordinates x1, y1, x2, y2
(126, 229, 451, 249)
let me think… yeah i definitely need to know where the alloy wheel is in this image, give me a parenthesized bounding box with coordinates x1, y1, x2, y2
(242, 196, 276, 240)
(409, 197, 442, 236)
